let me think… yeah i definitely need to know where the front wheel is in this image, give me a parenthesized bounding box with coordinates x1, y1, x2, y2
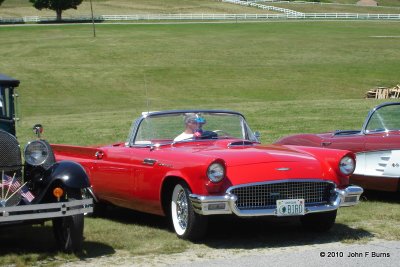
(171, 183, 208, 241)
(53, 195, 84, 253)
(300, 210, 337, 232)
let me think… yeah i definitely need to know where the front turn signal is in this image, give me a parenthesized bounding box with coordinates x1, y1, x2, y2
(53, 187, 64, 201)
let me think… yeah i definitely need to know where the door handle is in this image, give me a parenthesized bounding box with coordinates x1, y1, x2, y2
(321, 142, 332, 147)
(95, 151, 104, 159)
(143, 158, 157, 166)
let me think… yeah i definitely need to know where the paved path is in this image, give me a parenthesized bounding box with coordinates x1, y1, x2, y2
(62, 239, 400, 267)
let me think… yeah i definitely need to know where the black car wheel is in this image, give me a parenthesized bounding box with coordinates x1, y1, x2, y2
(300, 210, 337, 232)
(52, 191, 84, 253)
(171, 182, 208, 241)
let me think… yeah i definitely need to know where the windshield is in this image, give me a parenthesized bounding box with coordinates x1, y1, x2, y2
(131, 111, 258, 145)
(365, 104, 400, 133)
(0, 87, 13, 119)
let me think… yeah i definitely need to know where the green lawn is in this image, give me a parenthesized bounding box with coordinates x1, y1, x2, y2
(0, 0, 276, 17)
(270, 3, 400, 14)
(1, 0, 399, 18)
(0, 21, 400, 266)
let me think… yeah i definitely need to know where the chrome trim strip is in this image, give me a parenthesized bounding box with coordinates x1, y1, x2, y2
(0, 198, 93, 223)
(143, 158, 157, 166)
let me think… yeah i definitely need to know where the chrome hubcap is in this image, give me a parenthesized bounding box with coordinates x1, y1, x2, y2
(176, 189, 188, 230)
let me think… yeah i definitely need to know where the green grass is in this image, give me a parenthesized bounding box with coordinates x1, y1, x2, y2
(2, 21, 398, 145)
(0, 0, 277, 17)
(1, 0, 399, 18)
(270, 2, 400, 14)
(0, 21, 400, 266)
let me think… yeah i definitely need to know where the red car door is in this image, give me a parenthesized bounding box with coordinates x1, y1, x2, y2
(365, 132, 400, 151)
(128, 146, 167, 215)
(321, 134, 366, 153)
(91, 146, 135, 207)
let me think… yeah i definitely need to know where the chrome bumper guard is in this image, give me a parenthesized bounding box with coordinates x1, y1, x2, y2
(189, 185, 363, 216)
(0, 198, 93, 223)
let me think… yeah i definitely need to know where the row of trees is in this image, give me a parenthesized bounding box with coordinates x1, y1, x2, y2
(1, 0, 83, 21)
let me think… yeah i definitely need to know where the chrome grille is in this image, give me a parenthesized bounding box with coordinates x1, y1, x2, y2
(0, 130, 23, 207)
(229, 181, 335, 210)
(0, 130, 21, 172)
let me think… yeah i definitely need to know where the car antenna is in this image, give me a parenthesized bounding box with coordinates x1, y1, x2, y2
(144, 72, 150, 114)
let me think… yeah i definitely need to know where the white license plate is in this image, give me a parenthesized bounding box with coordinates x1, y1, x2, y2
(276, 199, 305, 216)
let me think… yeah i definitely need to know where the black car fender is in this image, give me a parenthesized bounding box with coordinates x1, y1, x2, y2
(33, 161, 91, 203)
(43, 160, 90, 188)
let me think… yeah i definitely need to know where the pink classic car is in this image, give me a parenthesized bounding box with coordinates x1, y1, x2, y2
(276, 102, 400, 192)
(51, 110, 363, 240)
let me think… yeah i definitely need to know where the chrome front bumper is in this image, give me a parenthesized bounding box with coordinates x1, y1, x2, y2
(189, 185, 363, 216)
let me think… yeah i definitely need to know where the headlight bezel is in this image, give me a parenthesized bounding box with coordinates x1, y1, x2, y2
(24, 140, 50, 166)
(207, 161, 226, 183)
(339, 155, 355, 176)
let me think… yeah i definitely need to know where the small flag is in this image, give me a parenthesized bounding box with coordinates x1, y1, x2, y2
(20, 186, 35, 203)
(1, 175, 21, 192)
(1, 174, 34, 202)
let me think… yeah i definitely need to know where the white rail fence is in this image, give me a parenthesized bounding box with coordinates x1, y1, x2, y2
(222, 0, 304, 16)
(1, 13, 400, 23)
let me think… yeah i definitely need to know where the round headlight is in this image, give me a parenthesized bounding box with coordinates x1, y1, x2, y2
(339, 156, 355, 176)
(207, 162, 225, 183)
(24, 140, 49, 166)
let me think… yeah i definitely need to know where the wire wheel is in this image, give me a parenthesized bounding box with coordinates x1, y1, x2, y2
(171, 183, 189, 235)
(170, 182, 208, 240)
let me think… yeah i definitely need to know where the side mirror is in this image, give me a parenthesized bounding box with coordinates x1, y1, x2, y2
(33, 124, 43, 139)
(254, 131, 261, 139)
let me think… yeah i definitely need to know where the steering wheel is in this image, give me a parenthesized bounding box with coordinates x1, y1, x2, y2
(212, 130, 231, 137)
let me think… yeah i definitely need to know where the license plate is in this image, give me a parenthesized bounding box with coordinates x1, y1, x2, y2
(276, 199, 305, 216)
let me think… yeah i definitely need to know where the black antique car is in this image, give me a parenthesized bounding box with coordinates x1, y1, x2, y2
(0, 73, 93, 252)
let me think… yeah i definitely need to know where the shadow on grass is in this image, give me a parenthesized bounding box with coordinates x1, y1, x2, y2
(202, 216, 373, 249)
(361, 190, 400, 203)
(0, 223, 115, 259)
(96, 205, 373, 250)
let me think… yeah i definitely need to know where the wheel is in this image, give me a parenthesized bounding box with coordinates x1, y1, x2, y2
(171, 182, 208, 241)
(300, 210, 337, 232)
(52, 190, 84, 253)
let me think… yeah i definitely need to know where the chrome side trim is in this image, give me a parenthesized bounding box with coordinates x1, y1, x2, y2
(189, 184, 363, 216)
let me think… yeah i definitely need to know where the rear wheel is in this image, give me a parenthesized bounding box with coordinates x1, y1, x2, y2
(171, 182, 208, 241)
(300, 210, 337, 232)
(52, 190, 84, 253)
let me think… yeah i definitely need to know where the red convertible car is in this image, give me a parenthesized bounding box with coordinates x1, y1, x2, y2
(52, 110, 363, 240)
(275, 102, 400, 192)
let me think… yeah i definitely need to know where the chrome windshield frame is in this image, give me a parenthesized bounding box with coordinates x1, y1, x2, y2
(126, 109, 256, 147)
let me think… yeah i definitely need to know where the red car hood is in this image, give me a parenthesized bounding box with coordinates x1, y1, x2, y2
(172, 140, 327, 185)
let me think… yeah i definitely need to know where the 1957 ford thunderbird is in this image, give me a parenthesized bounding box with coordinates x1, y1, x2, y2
(51, 110, 363, 240)
(276, 102, 400, 193)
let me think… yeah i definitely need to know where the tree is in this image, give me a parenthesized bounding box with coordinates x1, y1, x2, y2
(29, 0, 83, 21)
(0, 0, 4, 6)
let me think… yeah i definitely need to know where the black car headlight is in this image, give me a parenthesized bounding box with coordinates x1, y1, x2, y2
(24, 140, 49, 166)
(207, 162, 226, 183)
(339, 156, 355, 176)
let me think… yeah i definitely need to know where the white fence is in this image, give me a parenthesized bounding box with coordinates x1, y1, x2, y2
(1, 13, 400, 23)
(222, 0, 304, 16)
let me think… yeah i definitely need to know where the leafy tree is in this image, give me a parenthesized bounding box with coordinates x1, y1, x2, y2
(29, 0, 83, 21)
(0, 0, 4, 6)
